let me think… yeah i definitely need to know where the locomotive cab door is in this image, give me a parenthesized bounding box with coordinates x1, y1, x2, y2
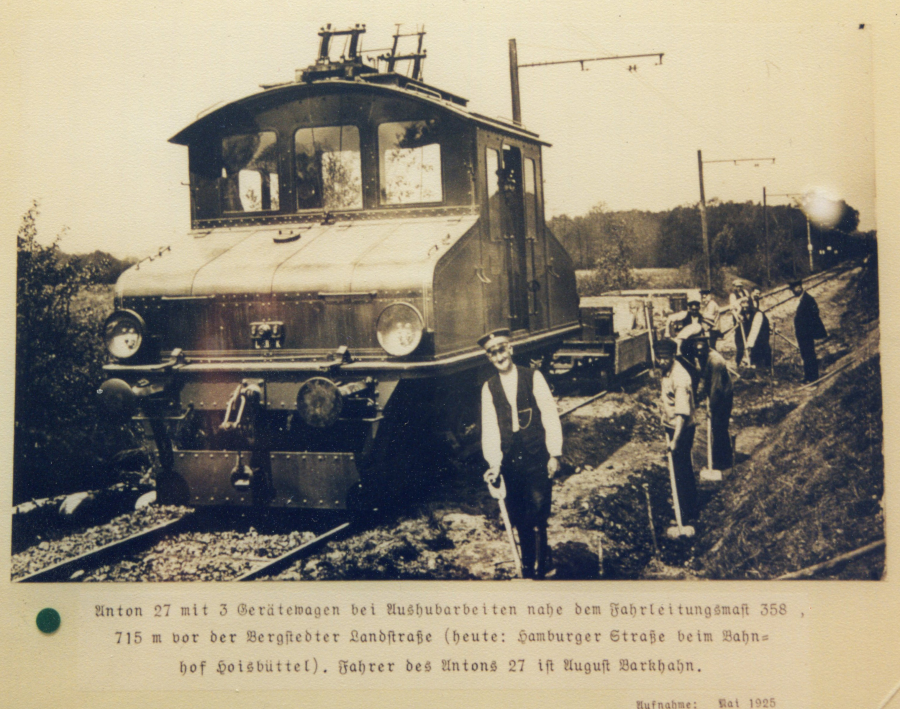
(486, 144, 530, 332)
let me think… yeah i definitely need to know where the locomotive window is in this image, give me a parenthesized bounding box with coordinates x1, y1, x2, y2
(524, 157, 537, 239)
(221, 132, 280, 212)
(378, 120, 443, 205)
(294, 126, 363, 211)
(486, 148, 501, 239)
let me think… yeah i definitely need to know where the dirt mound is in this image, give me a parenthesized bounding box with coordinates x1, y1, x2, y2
(694, 352, 883, 579)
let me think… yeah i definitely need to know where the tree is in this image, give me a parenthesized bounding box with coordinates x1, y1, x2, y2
(15, 202, 135, 502)
(577, 204, 635, 295)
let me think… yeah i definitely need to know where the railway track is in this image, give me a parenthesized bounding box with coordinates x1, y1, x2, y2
(16, 514, 195, 582)
(15, 512, 354, 583)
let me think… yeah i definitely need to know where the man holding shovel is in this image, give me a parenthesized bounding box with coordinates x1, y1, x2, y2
(480, 329, 563, 579)
(690, 337, 734, 480)
(656, 339, 700, 524)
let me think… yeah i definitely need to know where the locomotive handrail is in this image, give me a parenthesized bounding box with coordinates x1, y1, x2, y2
(161, 295, 215, 301)
(317, 290, 378, 301)
(475, 266, 492, 284)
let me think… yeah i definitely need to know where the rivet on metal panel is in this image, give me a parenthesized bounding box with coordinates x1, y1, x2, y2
(319, 500, 324, 503)
(178, 453, 184, 458)
(318, 455, 323, 460)
(303, 499, 308, 503)
(194, 453, 199, 458)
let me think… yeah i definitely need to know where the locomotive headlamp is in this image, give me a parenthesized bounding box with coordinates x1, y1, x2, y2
(103, 310, 146, 360)
(376, 303, 424, 357)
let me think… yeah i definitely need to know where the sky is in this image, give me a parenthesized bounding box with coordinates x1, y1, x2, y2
(4, 1, 888, 259)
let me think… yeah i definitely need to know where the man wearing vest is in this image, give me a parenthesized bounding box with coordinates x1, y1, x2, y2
(742, 298, 772, 369)
(479, 329, 563, 579)
(665, 298, 704, 339)
(689, 337, 734, 475)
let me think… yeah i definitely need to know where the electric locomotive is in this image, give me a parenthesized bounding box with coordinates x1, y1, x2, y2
(98, 25, 579, 511)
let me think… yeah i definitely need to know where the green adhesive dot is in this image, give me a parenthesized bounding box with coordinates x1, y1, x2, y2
(36, 608, 61, 634)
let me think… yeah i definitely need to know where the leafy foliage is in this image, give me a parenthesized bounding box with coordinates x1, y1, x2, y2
(550, 203, 635, 295)
(553, 198, 871, 294)
(14, 202, 136, 503)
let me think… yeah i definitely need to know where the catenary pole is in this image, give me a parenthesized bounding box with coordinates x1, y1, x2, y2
(698, 150, 711, 289)
(508, 38, 663, 125)
(763, 186, 770, 285)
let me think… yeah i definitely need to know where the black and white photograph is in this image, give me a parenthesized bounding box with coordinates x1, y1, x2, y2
(8, 11, 886, 589)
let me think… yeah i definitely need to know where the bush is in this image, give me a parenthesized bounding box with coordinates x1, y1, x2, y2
(14, 202, 136, 503)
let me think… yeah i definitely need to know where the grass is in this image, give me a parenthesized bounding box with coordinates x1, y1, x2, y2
(695, 354, 883, 579)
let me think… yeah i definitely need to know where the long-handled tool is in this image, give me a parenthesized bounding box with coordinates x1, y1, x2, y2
(699, 408, 722, 481)
(772, 326, 801, 351)
(665, 439, 695, 538)
(643, 300, 656, 366)
(737, 313, 750, 368)
(488, 475, 522, 577)
(642, 483, 660, 558)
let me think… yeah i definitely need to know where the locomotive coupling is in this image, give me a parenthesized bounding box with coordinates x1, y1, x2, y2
(229, 461, 255, 490)
(221, 379, 264, 430)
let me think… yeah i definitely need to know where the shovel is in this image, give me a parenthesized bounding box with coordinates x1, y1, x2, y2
(488, 474, 523, 577)
(737, 316, 750, 368)
(699, 409, 722, 482)
(665, 439, 696, 538)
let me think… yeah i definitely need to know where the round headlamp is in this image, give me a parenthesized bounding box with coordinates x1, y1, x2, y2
(376, 303, 424, 357)
(103, 310, 145, 360)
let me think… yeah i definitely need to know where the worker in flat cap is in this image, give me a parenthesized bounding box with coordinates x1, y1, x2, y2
(479, 328, 563, 579)
(729, 280, 749, 314)
(666, 297, 704, 340)
(790, 279, 827, 382)
(750, 286, 762, 311)
(656, 338, 699, 521)
(700, 288, 722, 349)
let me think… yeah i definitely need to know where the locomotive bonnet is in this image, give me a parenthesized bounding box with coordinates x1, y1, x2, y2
(98, 25, 579, 511)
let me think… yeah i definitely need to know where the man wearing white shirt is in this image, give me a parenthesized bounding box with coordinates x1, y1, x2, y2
(479, 328, 563, 579)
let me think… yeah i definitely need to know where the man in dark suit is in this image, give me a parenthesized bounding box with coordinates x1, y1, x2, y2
(790, 279, 828, 382)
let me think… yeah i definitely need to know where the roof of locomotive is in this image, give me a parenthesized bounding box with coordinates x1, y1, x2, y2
(169, 69, 549, 147)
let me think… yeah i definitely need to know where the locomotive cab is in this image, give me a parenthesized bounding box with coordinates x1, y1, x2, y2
(99, 25, 579, 511)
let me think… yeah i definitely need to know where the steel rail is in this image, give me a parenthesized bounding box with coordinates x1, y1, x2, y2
(235, 522, 353, 581)
(558, 391, 609, 418)
(777, 538, 885, 579)
(717, 262, 855, 339)
(15, 513, 195, 583)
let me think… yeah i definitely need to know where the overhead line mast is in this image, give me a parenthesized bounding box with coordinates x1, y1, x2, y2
(697, 152, 776, 288)
(508, 39, 664, 124)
